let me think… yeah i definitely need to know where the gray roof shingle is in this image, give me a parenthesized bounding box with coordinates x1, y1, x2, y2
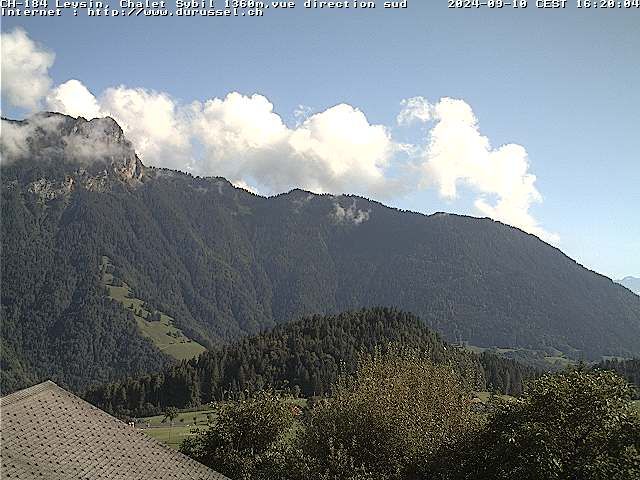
(1, 381, 229, 480)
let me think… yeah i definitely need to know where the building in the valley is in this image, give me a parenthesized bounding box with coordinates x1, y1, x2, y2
(0, 381, 228, 480)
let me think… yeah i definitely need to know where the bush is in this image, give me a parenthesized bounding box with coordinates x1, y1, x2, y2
(179, 391, 295, 480)
(298, 346, 479, 480)
(431, 369, 640, 480)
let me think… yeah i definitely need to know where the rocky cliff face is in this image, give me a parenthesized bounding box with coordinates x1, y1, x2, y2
(0, 113, 144, 198)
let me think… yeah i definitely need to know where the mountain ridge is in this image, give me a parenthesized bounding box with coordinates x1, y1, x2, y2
(2, 113, 639, 392)
(618, 276, 640, 295)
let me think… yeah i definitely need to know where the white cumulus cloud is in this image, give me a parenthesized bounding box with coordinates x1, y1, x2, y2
(99, 86, 193, 171)
(46, 80, 102, 119)
(191, 93, 394, 196)
(232, 179, 260, 194)
(288, 103, 392, 195)
(397, 96, 432, 126)
(0, 28, 55, 111)
(418, 97, 558, 243)
(2, 28, 558, 243)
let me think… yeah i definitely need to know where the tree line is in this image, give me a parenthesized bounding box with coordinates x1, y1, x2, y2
(85, 308, 539, 417)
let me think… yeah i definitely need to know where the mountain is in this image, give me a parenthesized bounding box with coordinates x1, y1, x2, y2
(84, 307, 539, 417)
(2, 113, 640, 392)
(618, 277, 640, 295)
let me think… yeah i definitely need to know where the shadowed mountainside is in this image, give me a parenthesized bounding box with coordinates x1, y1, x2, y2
(2, 113, 639, 392)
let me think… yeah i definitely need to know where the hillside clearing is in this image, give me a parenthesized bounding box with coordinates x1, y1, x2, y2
(100, 256, 206, 361)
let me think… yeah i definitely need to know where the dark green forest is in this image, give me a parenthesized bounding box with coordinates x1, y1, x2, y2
(85, 308, 539, 417)
(2, 114, 640, 393)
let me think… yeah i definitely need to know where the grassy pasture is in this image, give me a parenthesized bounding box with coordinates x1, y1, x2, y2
(100, 256, 206, 361)
(142, 425, 198, 449)
(139, 399, 308, 449)
(138, 408, 217, 449)
(543, 355, 575, 368)
(142, 409, 217, 427)
(460, 343, 578, 370)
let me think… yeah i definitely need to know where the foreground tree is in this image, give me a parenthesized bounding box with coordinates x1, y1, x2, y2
(179, 391, 295, 480)
(162, 406, 179, 425)
(180, 347, 478, 480)
(298, 346, 479, 480)
(431, 369, 640, 480)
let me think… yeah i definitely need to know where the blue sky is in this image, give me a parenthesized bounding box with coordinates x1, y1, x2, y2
(2, 4, 638, 279)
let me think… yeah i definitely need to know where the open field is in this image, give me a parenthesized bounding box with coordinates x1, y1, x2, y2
(139, 399, 308, 449)
(460, 343, 578, 370)
(542, 355, 575, 368)
(140, 398, 306, 428)
(138, 409, 217, 449)
(141, 409, 217, 427)
(100, 256, 206, 361)
(142, 425, 198, 449)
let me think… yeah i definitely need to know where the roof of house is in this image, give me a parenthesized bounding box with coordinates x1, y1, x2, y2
(0, 381, 229, 480)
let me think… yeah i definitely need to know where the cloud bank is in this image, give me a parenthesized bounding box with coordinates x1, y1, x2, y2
(413, 97, 557, 243)
(0, 28, 55, 110)
(0, 28, 557, 243)
(332, 200, 371, 225)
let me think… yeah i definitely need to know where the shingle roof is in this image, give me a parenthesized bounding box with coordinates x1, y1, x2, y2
(0, 381, 229, 480)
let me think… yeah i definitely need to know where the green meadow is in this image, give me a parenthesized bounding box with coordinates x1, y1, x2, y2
(138, 410, 215, 449)
(139, 399, 308, 449)
(461, 344, 578, 370)
(142, 425, 198, 449)
(100, 256, 206, 361)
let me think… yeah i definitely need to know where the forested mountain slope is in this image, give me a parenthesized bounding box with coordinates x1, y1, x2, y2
(85, 308, 539, 417)
(2, 113, 640, 392)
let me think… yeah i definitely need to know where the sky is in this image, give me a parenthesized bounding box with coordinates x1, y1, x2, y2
(1, 3, 638, 280)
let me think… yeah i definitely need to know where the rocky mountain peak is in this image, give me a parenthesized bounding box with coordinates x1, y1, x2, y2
(71, 115, 126, 143)
(1, 112, 145, 189)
